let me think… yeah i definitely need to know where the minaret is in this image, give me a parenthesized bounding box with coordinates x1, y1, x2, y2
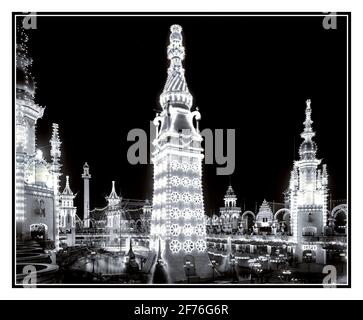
(60, 176, 77, 246)
(50, 123, 62, 251)
(289, 99, 329, 263)
(15, 22, 44, 238)
(224, 185, 237, 208)
(151, 25, 211, 282)
(106, 181, 120, 207)
(82, 162, 91, 228)
(105, 181, 121, 231)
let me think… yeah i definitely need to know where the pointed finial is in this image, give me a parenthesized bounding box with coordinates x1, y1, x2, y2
(82, 162, 91, 178)
(112, 180, 116, 192)
(160, 24, 193, 109)
(300, 99, 315, 143)
(50, 123, 61, 162)
(66, 175, 70, 187)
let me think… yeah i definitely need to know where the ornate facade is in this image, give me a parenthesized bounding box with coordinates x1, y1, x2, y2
(207, 99, 347, 270)
(59, 176, 77, 246)
(15, 26, 63, 250)
(150, 25, 210, 282)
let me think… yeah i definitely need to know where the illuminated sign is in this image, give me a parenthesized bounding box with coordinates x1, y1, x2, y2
(302, 244, 317, 251)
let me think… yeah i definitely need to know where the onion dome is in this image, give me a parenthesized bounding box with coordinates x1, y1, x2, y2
(159, 25, 193, 109)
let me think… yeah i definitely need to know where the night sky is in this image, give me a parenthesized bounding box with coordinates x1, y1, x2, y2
(22, 14, 348, 218)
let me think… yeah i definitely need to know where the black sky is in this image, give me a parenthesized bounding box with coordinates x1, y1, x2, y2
(22, 14, 348, 217)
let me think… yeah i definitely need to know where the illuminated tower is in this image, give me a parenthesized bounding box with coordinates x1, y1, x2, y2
(59, 176, 77, 246)
(151, 25, 211, 282)
(82, 162, 91, 228)
(219, 185, 241, 232)
(289, 99, 329, 263)
(15, 24, 44, 237)
(105, 180, 121, 245)
(50, 123, 62, 250)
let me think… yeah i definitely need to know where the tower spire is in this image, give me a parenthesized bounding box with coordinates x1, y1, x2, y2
(159, 24, 193, 109)
(301, 99, 315, 141)
(62, 175, 73, 195)
(106, 180, 120, 207)
(299, 99, 317, 160)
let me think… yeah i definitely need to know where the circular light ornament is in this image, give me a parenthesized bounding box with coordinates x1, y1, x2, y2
(170, 224, 181, 236)
(192, 178, 200, 188)
(170, 207, 181, 218)
(171, 192, 180, 203)
(195, 209, 204, 220)
(181, 162, 190, 172)
(171, 161, 180, 171)
(182, 177, 190, 187)
(195, 224, 206, 236)
(183, 240, 194, 253)
(191, 163, 200, 173)
(171, 176, 180, 187)
(170, 240, 181, 253)
(194, 194, 203, 204)
(183, 224, 193, 236)
(183, 208, 193, 219)
(195, 240, 207, 252)
(182, 193, 192, 203)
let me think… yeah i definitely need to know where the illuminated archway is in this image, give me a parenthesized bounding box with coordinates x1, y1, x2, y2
(331, 204, 347, 234)
(30, 223, 48, 239)
(241, 211, 255, 233)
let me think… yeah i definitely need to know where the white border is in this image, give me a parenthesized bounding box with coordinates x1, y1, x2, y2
(0, 0, 362, 301)
(12, 12, 351, 288)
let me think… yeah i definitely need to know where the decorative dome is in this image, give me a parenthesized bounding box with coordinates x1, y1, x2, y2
(299, 140, 317, 160)
(256, 200, 273, 224)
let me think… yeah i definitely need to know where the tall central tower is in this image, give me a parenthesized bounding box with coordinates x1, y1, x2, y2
(150, 25, 211, 282)
(289, 99, 329, 263)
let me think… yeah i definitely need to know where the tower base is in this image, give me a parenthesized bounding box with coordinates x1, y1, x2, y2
(163, 242, 212, 283)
